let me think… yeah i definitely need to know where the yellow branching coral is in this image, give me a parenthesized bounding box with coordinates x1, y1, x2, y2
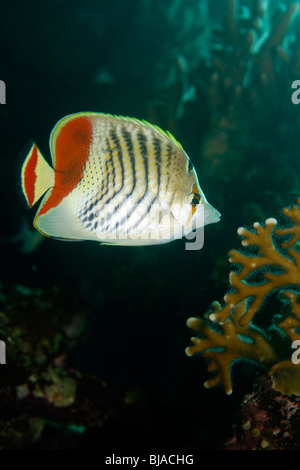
(186, 199, 300, 395)
(269, 292, 300, 396)
(278, 291, 300, 342)
(275, 204, 300, 248)
(209, 200, 300, 327)
(186, 300, 278, 395)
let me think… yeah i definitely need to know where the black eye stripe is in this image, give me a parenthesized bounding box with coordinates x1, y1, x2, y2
(188, 192, 201, 206)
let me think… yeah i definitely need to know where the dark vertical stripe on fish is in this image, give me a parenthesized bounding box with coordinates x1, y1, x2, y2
(98, 130, 126, 230)
(98, 130, 126, 219)
(164, 142, 173, 195)
(105, 137, 116, 200)
(166, 143, 172, 168)
(112, 127, 137, 228)
(95, 141, 114, 203)
(153, 137, 162, 164)
(108, 129, 125, 199)
(82, 130, 126, 232)
(108, 130, 151, 234)
(127, 133, 162, 233)
(136, 130, 149, 200)
(121, 127, 136, 195)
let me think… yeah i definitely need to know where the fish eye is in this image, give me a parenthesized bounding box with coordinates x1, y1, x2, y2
(188, 192, 201, 207)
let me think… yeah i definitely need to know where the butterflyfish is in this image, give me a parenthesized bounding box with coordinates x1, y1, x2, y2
(20, 112, 220, 246)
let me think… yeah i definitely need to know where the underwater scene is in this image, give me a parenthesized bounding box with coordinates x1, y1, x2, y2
(1, 0, 300, 453)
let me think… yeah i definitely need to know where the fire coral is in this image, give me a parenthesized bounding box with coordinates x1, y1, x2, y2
(186, 199, 300, 396)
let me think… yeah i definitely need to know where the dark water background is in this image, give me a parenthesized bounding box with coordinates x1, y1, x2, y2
(0, 0, 299, 451)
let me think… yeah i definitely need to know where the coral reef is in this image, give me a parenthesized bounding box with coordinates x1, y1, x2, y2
(3, 0, 300, 451)
(0, 284, 132, 449)
(224, 374, 300, 450)
(201, 0, 300, 176)
(186, 199, 300, 396)
(147, 0, 300, 227)
(198, 0, 300, 215)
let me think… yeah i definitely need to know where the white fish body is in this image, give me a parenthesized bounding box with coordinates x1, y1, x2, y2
(21, 112, 220, 246)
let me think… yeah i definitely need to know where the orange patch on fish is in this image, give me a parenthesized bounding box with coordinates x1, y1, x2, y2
(38, 116, 92, 216)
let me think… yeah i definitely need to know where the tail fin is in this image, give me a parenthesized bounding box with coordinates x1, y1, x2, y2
(21, 143, 55, 208)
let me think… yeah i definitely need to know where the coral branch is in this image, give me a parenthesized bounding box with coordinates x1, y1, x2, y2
(186, 300, 278, 395)
(268, 291, 300, 396)
(278, 291, 300, 343)
(274, 200, 300, 248)
(186, 200, 300, 395)
(209, 202, 300, 327)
